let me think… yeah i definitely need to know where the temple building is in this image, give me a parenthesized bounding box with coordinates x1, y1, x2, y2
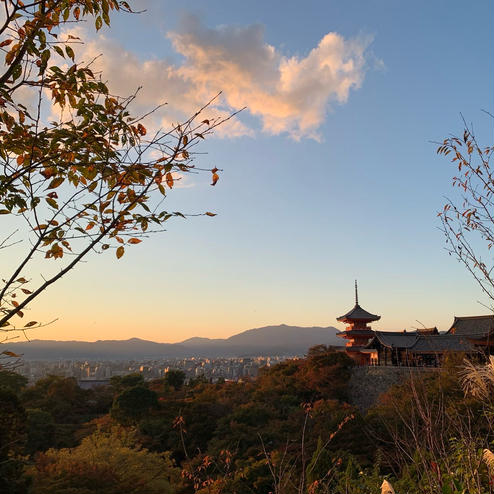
(336, 282, 493, 366)
(447, 315, 494, 354)
(336, 282, 380, 365)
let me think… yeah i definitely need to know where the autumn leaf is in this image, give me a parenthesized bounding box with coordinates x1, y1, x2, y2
(24, 321, 38, 327)
(116, 246, 125, 259)
(45, 197, 58, 209)
(48, 177, 64, 189)
(205, 212, 217, 217)
(1, 350, 20, 358)
(166, 172, 174, 189)
(40, 167, 56, 179)
(211, 172, 219, 186)
(128, 238, 142, 244)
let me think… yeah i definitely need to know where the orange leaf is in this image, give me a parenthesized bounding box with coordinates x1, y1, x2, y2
(211, 172, 219, 186)
(166, 172, 174, 189)
(205, 212, 217, 217)
(128, 238, 142, 244)
(116, 246, 125, 259)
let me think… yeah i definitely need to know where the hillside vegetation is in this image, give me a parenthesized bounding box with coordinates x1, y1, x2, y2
(1, 348, 493, 494)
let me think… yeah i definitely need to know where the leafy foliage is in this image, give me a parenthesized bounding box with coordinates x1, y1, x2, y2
(437, 120, 494, 303)
(0, 0, 227, 341)
(29, 428, 181, 494)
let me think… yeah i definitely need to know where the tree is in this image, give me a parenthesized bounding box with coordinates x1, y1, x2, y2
(164, 369, 186, 390)
(437, 120, 494, 305)
(111, 385, 158, 425)
(0, 387, 28, 494)
(29, 427, 181, 494)
(0, 1, 228, 344)
(0, 369, 27, 393)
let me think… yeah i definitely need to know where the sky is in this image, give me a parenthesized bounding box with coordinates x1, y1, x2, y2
(5, 0, 494, 342)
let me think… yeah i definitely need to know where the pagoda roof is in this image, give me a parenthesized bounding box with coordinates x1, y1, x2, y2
(447, 315, 494, 338)
(337, 303, 381, 323)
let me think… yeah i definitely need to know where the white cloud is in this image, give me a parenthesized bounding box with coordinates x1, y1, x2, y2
(63, 17, 375, 140)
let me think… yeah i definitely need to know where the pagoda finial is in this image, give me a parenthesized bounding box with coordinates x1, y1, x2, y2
(355, 280, 359, 305)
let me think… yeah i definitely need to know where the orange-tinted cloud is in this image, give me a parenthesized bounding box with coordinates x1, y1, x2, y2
(64, 16, 374, 139)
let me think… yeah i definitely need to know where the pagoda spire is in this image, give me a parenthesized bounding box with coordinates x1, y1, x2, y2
(355, 280, 359, 306)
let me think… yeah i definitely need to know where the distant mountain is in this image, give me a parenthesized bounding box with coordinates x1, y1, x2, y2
(8, 324, 341, 360)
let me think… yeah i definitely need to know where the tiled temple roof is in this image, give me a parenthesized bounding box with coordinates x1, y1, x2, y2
(368, 331, 476, 353)
(337, 304, 381, 322)
(447, 315, 494, 338)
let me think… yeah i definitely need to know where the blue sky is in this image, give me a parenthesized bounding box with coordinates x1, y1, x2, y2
(21, 0, 493, 342)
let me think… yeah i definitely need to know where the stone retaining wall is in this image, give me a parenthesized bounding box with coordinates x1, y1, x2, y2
(347, 366, 437, 412)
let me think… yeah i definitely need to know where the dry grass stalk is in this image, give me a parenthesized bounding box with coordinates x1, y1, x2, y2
(483, 449, 494, 473)
(459, 356, 494, 402)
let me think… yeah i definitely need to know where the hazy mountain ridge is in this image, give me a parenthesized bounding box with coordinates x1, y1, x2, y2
(8, 324, 341, 360)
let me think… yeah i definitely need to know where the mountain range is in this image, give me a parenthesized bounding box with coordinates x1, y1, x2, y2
(8, 324, 342, 360)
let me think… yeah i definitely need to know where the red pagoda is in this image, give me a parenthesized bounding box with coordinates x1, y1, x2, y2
(336, 281, 380, 364)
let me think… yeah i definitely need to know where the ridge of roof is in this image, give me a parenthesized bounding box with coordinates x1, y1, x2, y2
(453, 314, 493, 320)
(336, 303, 381, 322)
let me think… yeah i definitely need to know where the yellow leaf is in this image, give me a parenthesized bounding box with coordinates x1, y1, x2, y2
(116, 246, 125, 259)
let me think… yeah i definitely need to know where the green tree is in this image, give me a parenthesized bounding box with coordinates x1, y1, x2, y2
(0, 370, 27, 393)
(0, 0, 227, 348)
(29, 428, 181, 494)
(25, 408, 56, 454)
(0, 387, 29, 494)
(164, 369, 186, 390)
(111, 385, 158, 425)
(110, 372, 144, 392)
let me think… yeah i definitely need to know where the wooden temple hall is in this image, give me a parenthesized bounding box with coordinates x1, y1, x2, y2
(336, 282, 494, 366)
